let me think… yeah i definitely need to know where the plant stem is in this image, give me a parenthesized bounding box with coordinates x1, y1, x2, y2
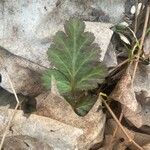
(99, 93, 144, 150)
(131, 4, 150, 84)
(134, 0, 139, 33)
(0, 69, 20, 150)
(112, 111, 124, 137)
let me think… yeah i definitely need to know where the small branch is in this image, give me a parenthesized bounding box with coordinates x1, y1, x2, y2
(108, 111, 124, 150)
(110, 58, 129, 72)
(112, 111, 124, 138)
(99, 93, 144, 150)
(134, 0, 139, 33)
(131, 5, 150, 84)
(0, 70, 20, 150)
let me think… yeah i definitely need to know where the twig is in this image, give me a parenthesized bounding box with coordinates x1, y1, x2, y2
(0, 1, 20, 149)
(110, 26, 141, 74)
(112, 111, 124, 137)
(131, 5, 150, 84)
(134, 0, 139, 33)
(99, 93, 144, 150)
(110, 58, 129, 72)
(108, 111, 124, 150)
(0, 70, 20, 150)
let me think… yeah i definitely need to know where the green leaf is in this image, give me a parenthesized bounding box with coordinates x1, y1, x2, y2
(74, 95, 97, 116)
(111, 24, 127, 33)
(43, 18, 107, 109)
(76, 65, 107, 90)
(42, 69, 71, 94)
(42, 18, 108, 116)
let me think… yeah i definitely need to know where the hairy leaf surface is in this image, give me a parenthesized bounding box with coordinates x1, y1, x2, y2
(42, 18, 107, 114)
(43, 18, 106, 94)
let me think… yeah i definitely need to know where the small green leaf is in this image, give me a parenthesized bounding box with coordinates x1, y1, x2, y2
(42, 69, 71, 94)
(44, 18, 107, 94)
(74, 95, 96, 116)
(111, 24, 127, 33)
(118, 33, 131, 45)
(42, 18, 107, 115)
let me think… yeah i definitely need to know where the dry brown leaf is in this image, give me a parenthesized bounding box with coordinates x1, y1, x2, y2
(0, 135, 53, 150)
(110, 72, 138, 111)
(35, 91, 106, 150)
(124, 64, 150, 127)
(143, 143, 150, 150)
(111, 64, 150, 128)
(98, 134, 127, 150)
(122, 103, 150, 128)
(143, 34, 150, 58)
(105, 119, 150, 150)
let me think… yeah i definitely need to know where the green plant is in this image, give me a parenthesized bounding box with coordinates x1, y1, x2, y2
(42, 18, 107, 116)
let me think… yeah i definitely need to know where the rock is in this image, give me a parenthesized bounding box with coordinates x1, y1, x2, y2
(0, 108, 83, 150)
(36, 92, 106, 150)
(1, 135, 53, 150)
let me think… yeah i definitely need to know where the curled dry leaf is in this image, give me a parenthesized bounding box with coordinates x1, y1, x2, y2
(122, 104, 150, 128)
(105, 119, 150, 150)
(143, 143, 150, 150)
(111, 64, 150, 128)
(103, 42, 118, 68)
(0, 108, 83, 150)
(129, 64, 150, 127)
(110, 72, 138, 111)
(0, 135, 53, 150)
(98, 134, 127, 150)
(143, 34, 150, 58)
(104, 119, 135, 150)
(36, 91, 106, 149)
